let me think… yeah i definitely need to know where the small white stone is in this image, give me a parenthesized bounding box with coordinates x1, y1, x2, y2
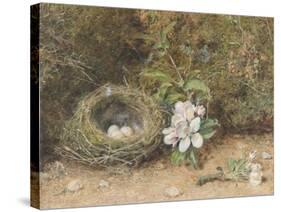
(107, 125, 120, 135)
(164, 186, 182, 198)
(40, 172, 50, 182)
(44, 161, 67, 179)
(249, 172, 263, 186)
(66, 179, 83, 192)
(261, 152, 272, 160)
(249, 163, 263, 186)
(120, 126, 134, 137)
(98, 180, 110, 188)
(154, 162, 166, 170)
(250, 163, 262, 172)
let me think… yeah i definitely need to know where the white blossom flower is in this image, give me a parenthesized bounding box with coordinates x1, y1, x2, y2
(171, 113, 186, 127)
(174, 100, 195, 122)
(178, 117, 203, 152)
(162, 120, 189, 147)
(162, 127, 178, 147)
(163, 101, 204, 152)
(195, 105, 206, 117)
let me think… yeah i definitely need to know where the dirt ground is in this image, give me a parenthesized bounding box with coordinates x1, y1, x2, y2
(37, 133, 273, 209)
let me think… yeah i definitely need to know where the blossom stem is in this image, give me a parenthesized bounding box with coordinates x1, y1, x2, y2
(166, 50, 183, 82)
(189, 148, 199, 169)
(196, 171, 224, 186)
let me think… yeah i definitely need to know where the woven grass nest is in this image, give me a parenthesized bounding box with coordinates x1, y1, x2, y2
(58, 84, 164, 167)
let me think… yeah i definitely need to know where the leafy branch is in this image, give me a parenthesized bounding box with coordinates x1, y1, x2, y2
(171, 147, 199, 169)
(138, 21, 219, 169)
(138, 21, 211, 106)
(197, 158, 251, 186)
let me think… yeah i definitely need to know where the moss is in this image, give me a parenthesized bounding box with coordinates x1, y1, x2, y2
(38, 4, 273, 160)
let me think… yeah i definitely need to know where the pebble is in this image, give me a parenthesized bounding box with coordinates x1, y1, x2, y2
(261, 152, 272, 160)
(249, 172, 263, 186)
(65, 179, 83, 192)
(154, 162, 166, 170)
(249, 163, 263, 187)
(98, 179, 110, 189)
(40, 172, 50, 182)
(233, 134, 243, 139)
(164, 186, 182, 198)
(44, 161, 67, 179)
(236, 142, 247, 150)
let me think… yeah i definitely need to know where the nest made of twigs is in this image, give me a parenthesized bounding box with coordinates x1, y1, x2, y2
(57, 84, 164, 167)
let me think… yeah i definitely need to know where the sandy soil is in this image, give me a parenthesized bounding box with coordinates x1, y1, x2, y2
(37, 133, 274, 209)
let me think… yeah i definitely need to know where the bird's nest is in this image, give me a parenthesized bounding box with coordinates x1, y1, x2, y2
(57, 84, 164, 167)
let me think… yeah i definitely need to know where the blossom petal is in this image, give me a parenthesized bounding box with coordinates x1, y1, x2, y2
(191, 133, 203, 148)
(171, 114, 185, 127)
(174, 101, 185, 115)
(195, 105, 206, 117)
(183, 100, 193, 107)
(186, 107, 195, 122)
(176, 122, 190, 138)
(162, 127, 175, 135)
(164, 132, 178, 145)
(179, 136, 191, 152)
(190, 117, 201, 133)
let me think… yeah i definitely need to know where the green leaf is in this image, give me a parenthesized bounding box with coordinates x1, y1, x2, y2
(236, 159, 247, 172)
(189, 148, 198, 169)
(157, 50, 166, 57)
(159, 82, 173, 99)
(177, 78, 185, 87)
(153, 41, 164, 50)
(159, 30, 170, 50)
(153, 26, 171, 51)
(165, 92, 186, 104)
(199, 119, 219, 140)
(183, 79, 210, 94)
(160, 30, 165, 42)
(162, 41, 170, 50)
(227, 159, 236, 172)
(200, 118, 220, 130)
(143, 69, 172, 82)
(153, 31, 167, 50)
(163, 21, 177, 34)
(171, 149, 186, 165)
(200, 129, 216, 139)
(153, 82, 172, 101)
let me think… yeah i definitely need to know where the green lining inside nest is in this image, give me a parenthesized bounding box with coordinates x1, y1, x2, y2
(57, 84, 164, 167)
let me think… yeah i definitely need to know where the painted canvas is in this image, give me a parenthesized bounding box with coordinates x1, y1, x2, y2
(30, 3, 274, 209)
